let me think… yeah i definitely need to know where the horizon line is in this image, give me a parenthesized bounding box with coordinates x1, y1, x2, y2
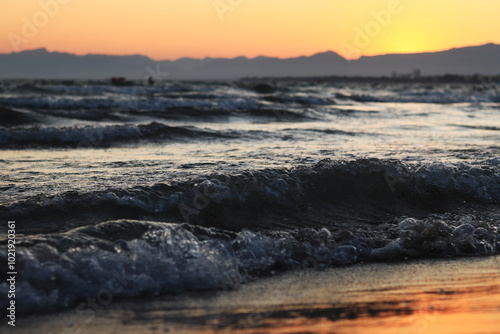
(3, 42, 498, 62)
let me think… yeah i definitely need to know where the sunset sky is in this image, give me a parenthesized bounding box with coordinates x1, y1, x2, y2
(2, 0, 499, 60)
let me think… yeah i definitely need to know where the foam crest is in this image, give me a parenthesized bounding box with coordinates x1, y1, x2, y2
(0, 215, 497, 314)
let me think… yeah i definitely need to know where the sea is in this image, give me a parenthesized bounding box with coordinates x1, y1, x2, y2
(0, 79, 499, 315)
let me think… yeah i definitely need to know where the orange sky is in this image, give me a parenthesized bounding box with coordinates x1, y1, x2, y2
(1, 0, 499, 60)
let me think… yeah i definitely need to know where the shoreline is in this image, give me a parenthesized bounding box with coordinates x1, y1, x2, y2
(9, 255, 500, 333)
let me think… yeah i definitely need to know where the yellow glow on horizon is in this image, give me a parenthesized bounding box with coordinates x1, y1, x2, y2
(1, 0, 499, 60)
(370, 26, 434, 56)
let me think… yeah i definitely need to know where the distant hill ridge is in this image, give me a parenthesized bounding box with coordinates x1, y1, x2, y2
(0, 43, 499, 80)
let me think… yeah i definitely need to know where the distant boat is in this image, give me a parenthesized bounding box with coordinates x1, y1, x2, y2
(111, 77, 134, 86)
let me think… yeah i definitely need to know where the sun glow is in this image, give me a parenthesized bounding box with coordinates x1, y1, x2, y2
(373, 30, 435, 56)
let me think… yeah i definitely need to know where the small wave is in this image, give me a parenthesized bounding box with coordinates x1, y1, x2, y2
(3, 159, 499, 231)
(0, 122, 233, 147)
(0, 96, 260, 112)
(263, 94, 336, 106)
(346, 92, 500, 104)
(8, 81, 198, 96)
(304, 128, 357, 136)
(130, 107, 313, 121)
(453, 124, 500, 131)
(0, 105, 43, 127)
(13, 83, 58, 94)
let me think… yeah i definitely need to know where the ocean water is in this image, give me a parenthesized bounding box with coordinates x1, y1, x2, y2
(0, 79, 499, 314)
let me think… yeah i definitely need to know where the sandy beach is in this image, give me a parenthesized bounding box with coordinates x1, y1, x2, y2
(7, 255, 499, 334)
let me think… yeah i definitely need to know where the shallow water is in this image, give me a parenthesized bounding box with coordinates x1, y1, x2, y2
(9, 255, 500, 334)
(0, 79, 499, 315)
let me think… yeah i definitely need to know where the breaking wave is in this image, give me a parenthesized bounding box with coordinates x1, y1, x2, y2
(0, 214, 498, 314)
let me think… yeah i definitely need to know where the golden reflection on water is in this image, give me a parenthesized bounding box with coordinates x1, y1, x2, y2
(159, 257, 500, 334)
(192, 290, 500, 334)
(16, 256, 500, 334)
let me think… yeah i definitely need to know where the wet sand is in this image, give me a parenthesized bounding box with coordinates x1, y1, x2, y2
(8, 255, 500, 334)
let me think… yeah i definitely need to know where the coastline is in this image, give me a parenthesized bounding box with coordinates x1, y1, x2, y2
(10, 255, 500, 334)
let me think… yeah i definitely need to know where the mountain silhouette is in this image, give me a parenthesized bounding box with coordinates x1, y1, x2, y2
(0, 44, 499, 80)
